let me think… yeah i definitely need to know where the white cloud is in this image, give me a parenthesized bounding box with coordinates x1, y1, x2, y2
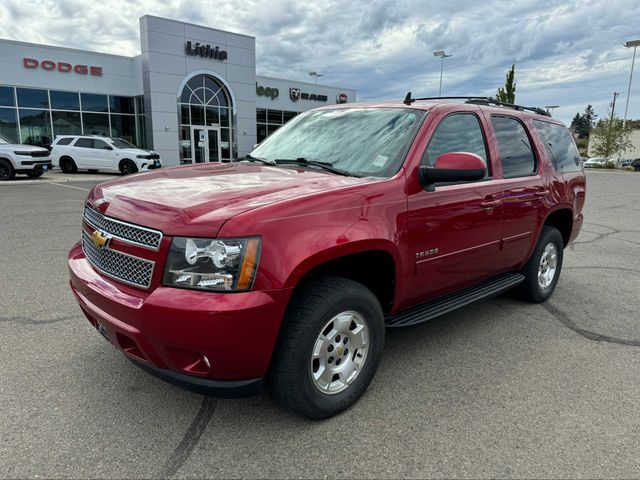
(0, 0, 639, 124)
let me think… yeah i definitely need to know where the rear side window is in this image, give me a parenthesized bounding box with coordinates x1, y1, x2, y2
(55, 137, 73, 146)
(534, 120, 582, 172)
(74, 138, 93, 148)
(491, 116, 536, 178)
(425, 113, 489, 170)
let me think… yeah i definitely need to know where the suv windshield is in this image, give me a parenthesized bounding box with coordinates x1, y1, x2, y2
(111, 138, 137, 149)
(251, 107, 426, 177)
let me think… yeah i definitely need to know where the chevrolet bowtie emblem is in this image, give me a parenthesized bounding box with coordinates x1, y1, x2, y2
(91, 230, 110, 249)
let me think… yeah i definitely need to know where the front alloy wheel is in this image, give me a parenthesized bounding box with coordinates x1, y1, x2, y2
(311, 311, 369, 394)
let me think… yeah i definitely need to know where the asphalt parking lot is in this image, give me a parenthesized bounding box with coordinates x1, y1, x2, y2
(1, 170, 639, 478)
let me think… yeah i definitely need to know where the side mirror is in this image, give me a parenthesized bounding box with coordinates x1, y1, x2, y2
(419, 152, 487, 191)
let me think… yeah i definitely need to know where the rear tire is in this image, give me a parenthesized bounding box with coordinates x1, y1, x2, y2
(0, 159, 15, 181)
(268, 276, 385, 420)
(26, 170, 44, 178)
(119, 159, 138, 175)
(519, 226, 564, 303)
(59, 156, 77, 174)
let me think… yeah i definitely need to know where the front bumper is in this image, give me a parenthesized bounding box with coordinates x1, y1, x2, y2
(68, 241, 291, 395)
(16, 159, 52, 173)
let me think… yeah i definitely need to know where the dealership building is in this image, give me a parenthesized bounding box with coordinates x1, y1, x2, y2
(0, 15, 356, 165)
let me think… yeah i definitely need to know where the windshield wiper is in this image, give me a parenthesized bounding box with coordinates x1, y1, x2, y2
(274, 158, 358, 177)
(238, 154, 276, 165)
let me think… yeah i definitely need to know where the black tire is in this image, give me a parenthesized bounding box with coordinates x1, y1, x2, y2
(268, 276, 385, 420)
(0, 159, 15, 181)
(519, 226, 564, 303)
(119, 159, 138, 175)
(26, 170, 44, 178)
(59, 156, 77, 174)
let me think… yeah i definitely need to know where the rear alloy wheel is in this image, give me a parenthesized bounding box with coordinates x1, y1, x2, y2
(519, 225, 564, 303)
(269, 276, 385, 420)
(26, 170, 45, 178)
(119, 159, 138, 175)
(0, 160, 15, 181)
(60, 157, 77, 174)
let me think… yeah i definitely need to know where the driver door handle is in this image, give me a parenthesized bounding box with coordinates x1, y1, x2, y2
(480, 194, 503, 209)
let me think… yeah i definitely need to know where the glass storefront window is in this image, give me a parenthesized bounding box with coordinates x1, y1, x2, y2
(0, 108, 19, 142)
(110, 114, 136, 144)
(267, 110, 282, 124)
(180, 104, 190, 125)
(19, 109, 52, 147)
(257, 109, 266, 123)
(257, 124, 267, 144)
(0, 87, 15, 107)
(220, 107, 229, 128)
(135, 115, 146, 148)
(82, 112, 110, 136)
(109, 96, 135, 114)
(17, 88, 49, 109)
(81, 93, 108, 112)
(135, 96, 144, 114)
(190, 105, 204, 125)
(52, 111, 82, 136)
(206, 107, 219, 125)
(283, 111, 298, 122)
(180, 126, 191, 164)
(50, 91, 80, 110)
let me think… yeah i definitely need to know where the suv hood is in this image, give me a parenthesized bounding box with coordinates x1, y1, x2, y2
(1, 144, 48, 151)
(88, 163, 373, 236)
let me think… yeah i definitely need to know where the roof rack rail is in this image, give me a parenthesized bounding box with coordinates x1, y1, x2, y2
(402, 92, 550, 117)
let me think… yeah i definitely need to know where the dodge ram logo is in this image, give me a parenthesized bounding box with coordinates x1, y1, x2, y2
(289, 88, 301, 102)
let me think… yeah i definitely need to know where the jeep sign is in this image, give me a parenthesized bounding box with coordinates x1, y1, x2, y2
(256, 83, 279, 100)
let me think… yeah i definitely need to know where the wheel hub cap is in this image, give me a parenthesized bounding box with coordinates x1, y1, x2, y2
(538, 242, 558, 289)
(310, 310, 369, 395)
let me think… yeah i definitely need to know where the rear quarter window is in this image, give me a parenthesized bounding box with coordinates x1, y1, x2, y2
(55, 137, 74, 146)
(534, 120, 582, 172)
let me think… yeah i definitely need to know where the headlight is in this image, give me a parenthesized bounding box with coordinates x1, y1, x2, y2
(163, 237, 260, 292)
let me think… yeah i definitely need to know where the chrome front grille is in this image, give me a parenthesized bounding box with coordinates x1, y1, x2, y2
(82, 231, 154, 288)
(83, 205, 162, 250)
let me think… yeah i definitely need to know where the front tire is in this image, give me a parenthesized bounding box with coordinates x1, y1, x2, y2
(0, 159, 15, 181)
(119, 159, 138, 175)
(519, 226, 564, 303)
(268, 276, 385, 420)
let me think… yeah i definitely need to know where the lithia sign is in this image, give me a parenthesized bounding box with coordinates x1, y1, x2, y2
(185, 41, 228, 61)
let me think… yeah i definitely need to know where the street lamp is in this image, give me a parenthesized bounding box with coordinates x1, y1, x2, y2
(545, 105, 560, 116)
(623, 39, 640, 129)
(308, 71, 324, 85)
(433, 50, 452, 97)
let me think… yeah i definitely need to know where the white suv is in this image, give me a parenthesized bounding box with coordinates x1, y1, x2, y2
(50, 135, 162, 175)
(0, 135, 52, 181)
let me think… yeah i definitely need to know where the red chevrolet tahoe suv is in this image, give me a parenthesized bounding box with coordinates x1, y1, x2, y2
(68, 96, 586, 419)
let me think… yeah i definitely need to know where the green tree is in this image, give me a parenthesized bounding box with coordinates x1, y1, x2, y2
(496, 64, 516, 104)
(589, 117, 632, 158)
(570, 105, 598, 139)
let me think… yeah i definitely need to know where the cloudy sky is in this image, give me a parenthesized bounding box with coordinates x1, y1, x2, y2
(1, 0, 639, 125)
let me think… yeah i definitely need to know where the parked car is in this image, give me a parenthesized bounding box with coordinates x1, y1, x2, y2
(632, 159, 640, 171)
(68, 97, 586, 419)
(620, 159, 633, 167)
(50, 135, 161, 175)
(583, 157, 608, 168)
(0, 135, 52, 181)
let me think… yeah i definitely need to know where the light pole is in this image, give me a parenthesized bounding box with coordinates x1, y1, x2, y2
(545, 105, 560, 116)
(623, 39, 640, 129)
(433, 50, 452, 97)
(308, 71, 324, 85)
